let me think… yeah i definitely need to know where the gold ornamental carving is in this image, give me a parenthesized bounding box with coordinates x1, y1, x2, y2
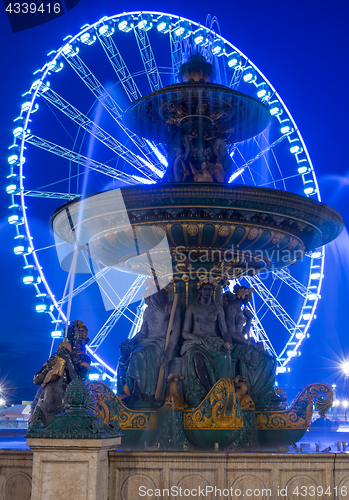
(183, 378, 243, 430)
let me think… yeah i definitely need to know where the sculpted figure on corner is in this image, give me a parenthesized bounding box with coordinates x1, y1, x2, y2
(117, 284, 181, 402)
(224, 286, 282, 409)
(28, 320, 91, 429)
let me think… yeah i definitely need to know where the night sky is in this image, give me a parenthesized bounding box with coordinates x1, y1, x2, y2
(0, 0, 348, 405)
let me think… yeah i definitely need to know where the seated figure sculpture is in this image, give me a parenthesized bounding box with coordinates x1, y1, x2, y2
(180, 277, 232, 407)
(117, 286, 181, 402)
(28, 320, 91, 429)
(223, 286, 281, 409)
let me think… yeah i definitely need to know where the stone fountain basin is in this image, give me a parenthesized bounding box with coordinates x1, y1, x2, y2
(50, 183, 342, 275)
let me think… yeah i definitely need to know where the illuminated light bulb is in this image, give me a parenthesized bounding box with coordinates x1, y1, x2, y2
(118, 16, 134, 32)
(173, 20, 191, 38)
(62, 43, 79, 57)
(276, 366, 287, 374)
(80, 32, 96, 45)
(51, 330, 63, 339)
(298, 165, 310, 174)
(8, 155, 18, 165)
(304, 186, 316, 195)
(289, 140, 303, 154)
(89, 374, 100, 381)
(14, 245, 25, 255)
(212, 39, 224, 55)
(306, 293, 317, 301)
(227, 52, 241, 68)
(310, 272, 321, 280)
(157, 15, 171, 33)
(98, 24, 115, 37)
(302, 313, 312, 321)
(280, 120, 294, 134)
(256, 83, 271, 99)
(311, 251, 322, 259)
(242, 66, 256, 83)
(6, 183, 19, 195)
(193, 29, 207, 46)
(269, 100, 282, 116)
(137, 14, 153, 31)
(47, 60, 63, 72)
(13, 127, 24, 138)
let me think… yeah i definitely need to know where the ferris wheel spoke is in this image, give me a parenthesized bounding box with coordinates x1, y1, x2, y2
(97, 30, 142, 102)
(62, 52, 166, 174)
(39, 88, 158, 180)
(169, 31, 183, 80)
(24, 133, 140, 185)
(133, 25, 163, 92)
(58, 266, 111, 306)
(22, 190, 78, 200)
(245, 275, 304, 360)
(246, 295, 278, 357)
(271, 268, 313, 299)
(88, 275, 147, 353)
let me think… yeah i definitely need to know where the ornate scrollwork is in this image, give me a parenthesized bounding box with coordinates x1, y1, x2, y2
(183, 378, 243, 430)
(256, 383, 333, 430)
(87, 381, 156, 430)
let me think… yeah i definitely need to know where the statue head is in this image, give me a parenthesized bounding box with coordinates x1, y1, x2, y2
(232, 285, 255, 304)
(67, 320, 89, 351)
(147, 288, 169, 310)
(197, 277, 218, 303)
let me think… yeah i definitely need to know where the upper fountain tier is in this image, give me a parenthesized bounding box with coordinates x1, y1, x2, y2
(123, 54, 270, 145)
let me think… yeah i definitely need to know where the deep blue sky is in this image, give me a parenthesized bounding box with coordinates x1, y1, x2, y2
(1, 0, 348, 404)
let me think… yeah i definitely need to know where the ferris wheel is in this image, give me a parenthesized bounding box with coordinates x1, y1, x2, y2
(7, 10, 324, 380)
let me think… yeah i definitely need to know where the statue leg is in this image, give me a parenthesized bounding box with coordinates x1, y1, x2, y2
(193, 353, 212, 393)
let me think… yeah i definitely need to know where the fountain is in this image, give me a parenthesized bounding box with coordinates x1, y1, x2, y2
(49, 54, 342, 451)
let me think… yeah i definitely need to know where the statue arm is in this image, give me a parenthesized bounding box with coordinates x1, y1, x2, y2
(56, 346, 79, 382)
(33, 355, 56, 385)
(182, 305, 200, 342)
(130, 310, 149, 345)
(225, 307, 249, 345)
(242, 307, 253, 337)
(217, 305, 231, 346)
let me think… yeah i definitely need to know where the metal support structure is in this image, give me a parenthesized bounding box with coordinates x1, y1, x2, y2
(246, 275, 304, 361)
(63, 52, 165, 174)
(134, 26, 163, 92)
(272, 268, 311, 299)
(169, 31, 183, 81)
(22, 190, 78, 200)
(57, 267, 110, 306)
(128, 299, 146, 339)
(97, 31, 142, 102)
(24, 134, 140, 185)
(39, 87, 157, 179)
(88, 275, 147, 353)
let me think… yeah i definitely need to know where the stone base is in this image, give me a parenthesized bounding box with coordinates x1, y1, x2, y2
(109, 451, 349, 500)
(27, 437, 120, 500)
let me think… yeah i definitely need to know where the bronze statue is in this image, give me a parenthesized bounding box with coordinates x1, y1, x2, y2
(180, 278, 232, 406)
(28, 320, 91, 429)
(223, 286, 281, 409)
(117, 287, 181, 401)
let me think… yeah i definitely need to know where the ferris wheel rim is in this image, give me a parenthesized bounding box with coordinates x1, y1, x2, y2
(9, 9, 325, 376)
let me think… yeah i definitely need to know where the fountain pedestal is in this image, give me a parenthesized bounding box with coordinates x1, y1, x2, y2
(27, 437, 120, 500)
